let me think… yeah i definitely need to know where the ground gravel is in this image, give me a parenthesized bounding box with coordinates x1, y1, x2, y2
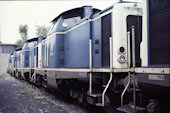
(0, 73, 105, 113)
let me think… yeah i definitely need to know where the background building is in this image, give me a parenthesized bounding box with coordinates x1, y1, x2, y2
(0, 17, 17, 74)
(0, 43, 17, 74)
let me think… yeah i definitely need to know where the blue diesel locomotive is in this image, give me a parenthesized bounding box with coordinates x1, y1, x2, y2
(7, 1, 170, 113)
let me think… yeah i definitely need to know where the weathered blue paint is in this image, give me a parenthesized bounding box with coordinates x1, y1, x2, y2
(13, 51, 17, 68)
(64, 22, 90, 68)
(29, 47, 35, 68)
(41, 42, 45, 68)
(82, 6, 93, 18)
(22, 36, 44, 68)
(91, 18, 102, 68)
(22, 42, 30, 68)
(46, 6, 97, 68)
(48, 34, 64, 68)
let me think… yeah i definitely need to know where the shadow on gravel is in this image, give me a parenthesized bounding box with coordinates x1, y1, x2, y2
(0, 73, 105, 113)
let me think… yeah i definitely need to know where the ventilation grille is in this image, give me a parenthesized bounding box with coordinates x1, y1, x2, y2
(149, 0, 170, 66)
(101, 13, 111, 67)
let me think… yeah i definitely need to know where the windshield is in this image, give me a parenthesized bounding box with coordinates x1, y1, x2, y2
(48, 17, 62, 35)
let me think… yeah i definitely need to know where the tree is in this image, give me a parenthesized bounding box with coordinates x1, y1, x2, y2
(15, 24, 28, 49)
(15, 39, 23, 49)
(19, 24, 28, 42)
(35, 25, 49, 38)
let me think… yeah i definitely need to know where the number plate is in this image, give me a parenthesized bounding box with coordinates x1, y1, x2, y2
(149, 75, 165, 80)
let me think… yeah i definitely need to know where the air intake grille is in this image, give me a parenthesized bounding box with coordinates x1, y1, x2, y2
(101, 13, 111, 67)
(149, 0, 170, 66)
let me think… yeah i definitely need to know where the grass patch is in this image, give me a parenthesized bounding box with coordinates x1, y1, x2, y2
(34, 95, 44, 99)
(1, 72, 15, 81)
(1, 72, 8, 76)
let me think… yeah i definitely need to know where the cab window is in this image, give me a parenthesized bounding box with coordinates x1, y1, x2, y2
(62, 16, 81, 28)
(48, 17, 62, 34)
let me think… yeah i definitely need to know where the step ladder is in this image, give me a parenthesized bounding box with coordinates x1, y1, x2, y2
(117, 26, 144, 113)
(88, 37, 113, 106)
(117, 104, 145, 113)
(88, 73, 112, 106)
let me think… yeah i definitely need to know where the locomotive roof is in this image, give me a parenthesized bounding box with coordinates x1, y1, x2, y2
(25, 36, 45, 43)
(51, 6, 101, 22)
(10, 48, 22, 55)
(15, 48, 22, 51)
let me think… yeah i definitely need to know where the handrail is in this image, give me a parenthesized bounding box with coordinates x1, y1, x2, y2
(121, 31, 131, 107)
(132, 26, 136, 113)
(89, 39, 92, 95)
(102, 73, 112, 106)
(110, 37, 113, 69)
(102, 37, 113, 106)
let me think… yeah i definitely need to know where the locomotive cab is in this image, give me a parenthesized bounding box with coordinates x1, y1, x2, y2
(15, 48, 22, 68)
(22, 36, 44, 68)
(111, 3, 142, 69)
(47, 6, 100, 68)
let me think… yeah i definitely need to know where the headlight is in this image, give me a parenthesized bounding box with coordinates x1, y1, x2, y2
(118, 55, 126, 63)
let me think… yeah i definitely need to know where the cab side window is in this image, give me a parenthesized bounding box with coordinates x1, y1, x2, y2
(48, 17, 62, 34)
(62, 16, 81, 28)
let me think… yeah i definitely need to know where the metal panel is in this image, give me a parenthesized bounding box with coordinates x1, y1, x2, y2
(92, 18, 102, 68)
(64, 22, 90, 68)
(135, 67, 170, 74)
(38, 44, 42, 68)
(24, 51, 29, 67)
(48, 34, 64, 68)
(101, 13, 111, 67)
(137, 73, 170, 87)
(35, 70, 45, 76)
(25, 67, 170, 74)
(149, 0, 170, 66)
(47, 71, 88, 79)
(46, 72, 57, 89)
(29, 48, 35, 68)
(41, 42, 45, 68)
